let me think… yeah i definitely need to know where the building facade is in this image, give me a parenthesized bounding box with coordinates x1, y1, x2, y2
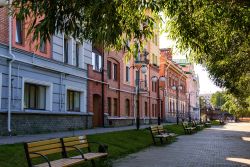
(160, 48, 188, 123)
(0, 7, 93, 135)
(172, 59, 200, 121)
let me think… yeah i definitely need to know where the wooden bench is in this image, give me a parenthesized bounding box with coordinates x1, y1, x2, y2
(150, 125, 175, 144)
(182, 122, 196, 134)
(62, 135, 108, 166)
(192, 121, 204, 130)
(157, 125, 177, 138)
(24, 136, 108, 167)
(24, 138, 85, 167)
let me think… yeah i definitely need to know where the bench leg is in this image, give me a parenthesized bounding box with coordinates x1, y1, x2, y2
(160, 138, 163, 144)
(91, 160, 96, 167)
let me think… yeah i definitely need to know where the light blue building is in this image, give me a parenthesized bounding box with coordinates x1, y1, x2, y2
(0, 10, 93, 135)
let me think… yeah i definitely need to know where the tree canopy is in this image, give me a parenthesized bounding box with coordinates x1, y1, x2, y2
(210, 91, 226, 109)
(11, 0, 250, 112)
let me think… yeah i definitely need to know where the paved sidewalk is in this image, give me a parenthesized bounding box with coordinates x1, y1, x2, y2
(114, 123, 250, 167)
(0, 124, 153, 145)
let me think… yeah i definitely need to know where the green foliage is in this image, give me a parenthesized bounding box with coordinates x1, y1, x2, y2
(221, 93, 250, 118)
(210, 91, 226, 109)
(211, 120, 220, 126)
(12, 0, 162, 58)
(10, 0, 250, 112)
(162, 0, 250, 104)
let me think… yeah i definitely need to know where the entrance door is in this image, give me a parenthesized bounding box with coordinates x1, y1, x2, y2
(93, 94, 102, 127)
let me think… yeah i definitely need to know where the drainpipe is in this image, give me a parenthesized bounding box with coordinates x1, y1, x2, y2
(8, 0, 16, 135)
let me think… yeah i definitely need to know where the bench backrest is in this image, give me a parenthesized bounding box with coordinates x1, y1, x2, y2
(150, 125, 159, 136)
(182, 122, 189, 128)
(62, 135, 89, 152)
(24, 138, 63, 167)
(157, 125, 165, 134)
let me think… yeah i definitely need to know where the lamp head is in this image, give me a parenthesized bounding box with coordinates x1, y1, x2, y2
(159, 76, 166, 82)
(172, 86, 176, 90)
(151, 76, 158, 83)
(141, 65, 147, 74)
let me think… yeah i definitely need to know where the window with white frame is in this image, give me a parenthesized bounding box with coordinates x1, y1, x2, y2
(64, 37, 69, 63)
(92, 52, 102, 71)
(24, 83, 46, 110)
(67, 90, 81, 112)
(23, 78, 53, 111)
(73, 42, 80, 67)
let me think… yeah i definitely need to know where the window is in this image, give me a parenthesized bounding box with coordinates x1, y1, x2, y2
(125, 66, 130, 82)
(24, 83, 46, 110)
(135, 71, 139, 86)
(152, 81, 157, 92)
(92, 52, 102, 71)
(155, 104, 157, 117)
(75, 43, 80, 67)
(170, 100, 172, 113)
(145, 102, 148, 117)
(152, 104, 154, 117)
(39, 40, 46, 53)
(169, 77, 171, 87)
(108, 97, 112, 116)
(144, 74, 147, 88)
(15, 19, 23, 44)
(125, 99, 130, 116)
(67, 90, 80, 112)
(113, 63, 118, 81)
(64, 38, 69, 63)
(107, 61, 112, 79)
(113, 98, 118, 116)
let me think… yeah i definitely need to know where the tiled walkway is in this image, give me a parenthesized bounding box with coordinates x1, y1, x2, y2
(113, 123, 250, 167)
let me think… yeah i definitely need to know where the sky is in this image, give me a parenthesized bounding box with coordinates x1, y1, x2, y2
(160, 33, 222, 94)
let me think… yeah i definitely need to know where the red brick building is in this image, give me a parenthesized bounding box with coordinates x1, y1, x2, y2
(160, 48, 188, 123)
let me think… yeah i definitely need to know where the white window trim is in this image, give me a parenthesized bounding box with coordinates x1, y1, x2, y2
(65, 86, 86, 113)
(0, 73, 2, 109)
(22, 78, 53, 111)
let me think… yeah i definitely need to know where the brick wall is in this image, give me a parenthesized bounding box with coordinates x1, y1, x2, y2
(0, 7, 8, 45)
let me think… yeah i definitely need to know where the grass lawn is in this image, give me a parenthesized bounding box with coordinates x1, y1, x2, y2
(0, 124, 184, 167)
(211, 120, 221, 126)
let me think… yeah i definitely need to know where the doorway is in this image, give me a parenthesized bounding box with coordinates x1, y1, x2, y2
(93, 94, 102, 127)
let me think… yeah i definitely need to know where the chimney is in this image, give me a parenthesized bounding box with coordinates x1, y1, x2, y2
(160, 48, 172, 60)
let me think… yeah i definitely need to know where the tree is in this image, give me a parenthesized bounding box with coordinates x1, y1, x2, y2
(12, 0, 162, 56)
(210, 91, 226, 109)
(162, 0, 250, 102)
(10, 0, 250, 113)
(221, 93, 250, 119)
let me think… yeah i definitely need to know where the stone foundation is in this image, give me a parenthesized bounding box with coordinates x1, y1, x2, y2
(105, 118, 158, 127)
(0, 112, 92, 135)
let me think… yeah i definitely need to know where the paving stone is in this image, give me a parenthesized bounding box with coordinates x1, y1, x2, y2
(113, 123, 250, 167)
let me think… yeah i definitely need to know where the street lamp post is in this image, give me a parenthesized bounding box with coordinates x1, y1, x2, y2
(188, 93, 191, 122)
(129, 50, 149, 130)
(151, 76, 167, 125)
(172, 85, 183, 125)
